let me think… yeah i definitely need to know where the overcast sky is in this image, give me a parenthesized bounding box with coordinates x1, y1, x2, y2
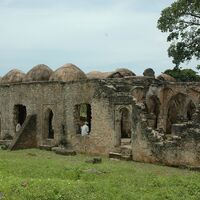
(0, 0, 198, 76)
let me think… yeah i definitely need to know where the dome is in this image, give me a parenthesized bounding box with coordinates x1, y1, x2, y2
(1, 69, 25, 83)
(157, 73, 176, 82)
(108, 68, 136, 78)
(143, 68, 155, 77)
(50, 63, 87, 82)
(87, 71, 112, 79)
(25, 64, 53, 82)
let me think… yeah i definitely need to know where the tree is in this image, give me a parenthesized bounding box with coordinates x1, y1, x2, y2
(157, 0, 200, 67)
(164, 67, 200, 82)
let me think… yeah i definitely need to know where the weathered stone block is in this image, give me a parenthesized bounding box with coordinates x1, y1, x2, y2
(55, 148, 76, 156)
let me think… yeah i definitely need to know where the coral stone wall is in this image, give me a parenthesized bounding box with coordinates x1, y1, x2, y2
(132, 82, 200, 167)
(0, 79, 117, 154)
(1, 75, 200, 167)
(0, 82, 65, 146)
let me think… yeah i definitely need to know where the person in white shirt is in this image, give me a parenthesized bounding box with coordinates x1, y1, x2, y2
(16, 123, 21, 132)
(81, 122, 89, 136)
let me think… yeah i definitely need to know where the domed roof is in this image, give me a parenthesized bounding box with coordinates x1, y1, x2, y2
(50, 63, 87, 82)
(143, 68, 155, 77)
(1, 69, 25, 83)
(157, 73, 176, 82)
(87, 71, 112, 79)
(24, 64, 53, 82)
(108, 68, 136, 78)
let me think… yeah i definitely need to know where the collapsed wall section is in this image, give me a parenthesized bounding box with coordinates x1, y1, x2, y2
(9, 115, 37, 150)
(132, 82, 200, 167)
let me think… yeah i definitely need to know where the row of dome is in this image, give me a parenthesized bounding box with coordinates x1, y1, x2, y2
(0, 63, 176, 83)
(1, 64, 85, 83)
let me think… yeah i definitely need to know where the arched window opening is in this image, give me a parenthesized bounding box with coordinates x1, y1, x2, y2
(120, 108, 131, 139)
(166, 93, 186, 134)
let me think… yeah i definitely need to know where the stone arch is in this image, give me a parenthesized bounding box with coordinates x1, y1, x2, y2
(44, 108, 54, 139)
(161, 87, 174, 103)
(114, 105, 132, 147)
(131, 86, 145, 103)
(166, 93, 193, 134)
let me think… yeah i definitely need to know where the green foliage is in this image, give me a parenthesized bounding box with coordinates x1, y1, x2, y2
(1, 149, 200, 199)
(157, 0, 200, 66)
(164, 67, 200, 81)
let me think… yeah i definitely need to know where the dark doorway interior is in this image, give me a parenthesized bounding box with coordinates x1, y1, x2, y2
(14, 104, 27, 126)
(120, 108, 131, 138)
(148, 96, 160, 129)
(86, 104, 92, 132)
(48, 110, 54, 139)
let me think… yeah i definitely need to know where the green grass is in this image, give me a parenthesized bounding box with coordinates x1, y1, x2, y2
(0, 149, 200, 200)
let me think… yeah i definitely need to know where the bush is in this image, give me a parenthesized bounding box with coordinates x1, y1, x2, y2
(164, 67, 200, 82)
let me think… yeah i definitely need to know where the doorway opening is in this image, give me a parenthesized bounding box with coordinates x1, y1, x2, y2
(120, 108, 131, 139)
(44, 109, 54, 139)
(13, 104, 27, 126)
(74, 104, 92, 134)
(166, 93, 186, 134)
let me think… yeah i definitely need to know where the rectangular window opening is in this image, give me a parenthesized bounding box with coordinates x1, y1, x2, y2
(74, 104, 92, 134)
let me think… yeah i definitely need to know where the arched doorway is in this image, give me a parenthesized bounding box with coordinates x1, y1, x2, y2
(166, 93, 188, 134)
(120, 108, 131, 139)
(44, 109, 54, 139)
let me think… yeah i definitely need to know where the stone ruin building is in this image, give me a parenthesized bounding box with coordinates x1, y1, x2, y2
(1, 63, 200, 168)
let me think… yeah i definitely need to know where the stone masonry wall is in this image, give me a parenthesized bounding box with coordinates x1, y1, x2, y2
(1, 77, 200, 167)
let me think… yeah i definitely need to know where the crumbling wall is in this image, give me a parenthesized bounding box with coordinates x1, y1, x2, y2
(1, 75, 200, 167)
(132, 82, 200, 167)
(9, 115, 37, 150)
(151, 105, 200, 167)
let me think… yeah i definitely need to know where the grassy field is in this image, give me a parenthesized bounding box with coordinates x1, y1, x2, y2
(0, 149, 200, 200)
